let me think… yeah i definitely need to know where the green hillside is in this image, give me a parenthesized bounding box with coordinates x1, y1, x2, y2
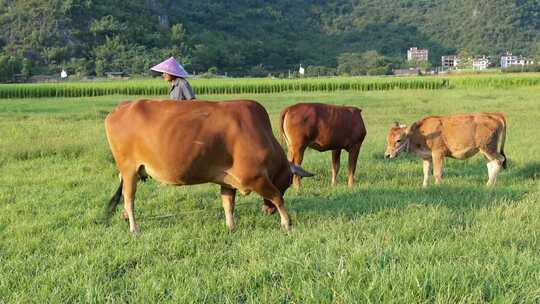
(1, 0, 539, 79)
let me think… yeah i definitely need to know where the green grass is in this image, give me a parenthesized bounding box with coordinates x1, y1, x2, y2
(1, 88, 539, 303)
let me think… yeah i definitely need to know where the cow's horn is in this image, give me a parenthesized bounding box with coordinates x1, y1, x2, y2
(290, 164, 314, 177)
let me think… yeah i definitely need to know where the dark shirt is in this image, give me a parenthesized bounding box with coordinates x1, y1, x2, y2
(170, 78, 195, 100)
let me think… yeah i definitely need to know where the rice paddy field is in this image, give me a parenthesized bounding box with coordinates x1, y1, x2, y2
(2, 73, 540, 99)
(1, 79, 540, 302)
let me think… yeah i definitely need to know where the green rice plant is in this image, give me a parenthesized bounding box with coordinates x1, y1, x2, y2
(1, 74, 540, 99)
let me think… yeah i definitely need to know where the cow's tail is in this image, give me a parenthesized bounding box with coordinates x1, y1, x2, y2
(104, 178, 123, 223)
(499, 114, 507, 169)
(279, 109, 288, 145)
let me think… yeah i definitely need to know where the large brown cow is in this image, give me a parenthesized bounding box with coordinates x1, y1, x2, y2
(279, 103, 367, 188)
(384, 113, 507, 187)
(104, 99, 313, 234)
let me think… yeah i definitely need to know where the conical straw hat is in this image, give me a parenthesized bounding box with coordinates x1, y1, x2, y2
(150, 57, 189, 77)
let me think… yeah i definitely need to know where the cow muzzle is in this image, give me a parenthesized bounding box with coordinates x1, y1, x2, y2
(384, 152, 398, 160)
(385, 141, 409, 160)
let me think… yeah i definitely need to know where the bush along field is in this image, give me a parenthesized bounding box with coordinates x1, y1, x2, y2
(0, 88, 539, 302)
(2, 73, 540, 99)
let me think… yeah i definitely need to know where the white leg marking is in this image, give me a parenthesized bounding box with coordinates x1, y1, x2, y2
(486, 160, 501, 187)
(422, 159, 431, 188)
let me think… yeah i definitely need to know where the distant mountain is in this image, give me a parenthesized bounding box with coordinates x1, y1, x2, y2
(0, 0, 538, 79)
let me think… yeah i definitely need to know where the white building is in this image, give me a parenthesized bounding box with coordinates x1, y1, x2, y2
(407, 47, 428, 62)
(473, 56, 490, 70)
(441, 55, 458, 69)
(500, 53, 534, 69)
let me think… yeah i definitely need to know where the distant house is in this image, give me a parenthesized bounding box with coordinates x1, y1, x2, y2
(105, 71, 129, 79)
(473, 56, 490, 70)
(407, 47, 428, 62)
(393, 68, 422, 76)
(441, 55, 458, 69)
(500, 52, 534, 69)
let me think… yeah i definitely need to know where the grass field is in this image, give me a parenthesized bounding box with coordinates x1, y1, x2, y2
(1, 88, 539, 303)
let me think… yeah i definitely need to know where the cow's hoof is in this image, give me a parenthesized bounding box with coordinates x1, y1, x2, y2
(262, 204, 276, 215)
(226, 223, 236, 232)
(130, 225, 140, 236)
(280, 219, 292, 232)
(281, 223, 291, 232)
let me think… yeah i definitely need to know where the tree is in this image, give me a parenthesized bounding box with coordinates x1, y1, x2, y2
(21, 58, 32, 79)
(67, 58, 91, 77)
(458, 50, 474, 69)
(95, 60, 104, 77)
(1, 0, 539, 77)
(337, 51, 392, 76)
(404, 60, 431, 69)
(0, 55, 12, 82)
(306, 65, 337, 77)
(533, 42, 540, 63)
(337, 53, 363, 75)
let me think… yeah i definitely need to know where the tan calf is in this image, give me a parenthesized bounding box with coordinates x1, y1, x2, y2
(384, 113, 507, 187)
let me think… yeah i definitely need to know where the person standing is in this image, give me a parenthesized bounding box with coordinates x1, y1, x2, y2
(150, 57, 196, 100)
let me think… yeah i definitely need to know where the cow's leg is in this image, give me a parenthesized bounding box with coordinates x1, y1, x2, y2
(220, 186, 236, 231)
(486, 160, 502, 187)
(347, 144, 361, 187)
(290, 145, 306, 189)
(122, 173, 139, 235)
(115, 173, 129, 221)
(432, 153, 444, 186)
(331, 149, 341, 186)
(482, 150, 503, 187)
(422, 158, 431, 188)
(251, 176, 290, 230)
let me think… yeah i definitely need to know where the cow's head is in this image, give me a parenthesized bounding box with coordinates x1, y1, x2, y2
(384, 122, 414, 159)
(262, 162, 313, 215)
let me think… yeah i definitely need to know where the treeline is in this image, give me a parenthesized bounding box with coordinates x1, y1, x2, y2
(1, 0, 539, 81)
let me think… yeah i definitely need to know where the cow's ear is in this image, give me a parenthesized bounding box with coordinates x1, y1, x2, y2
(405, 122, 418, 135)
(393, 121, 400, 127)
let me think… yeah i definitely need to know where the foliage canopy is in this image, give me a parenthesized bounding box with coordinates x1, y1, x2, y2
(0, 0, 539, 80)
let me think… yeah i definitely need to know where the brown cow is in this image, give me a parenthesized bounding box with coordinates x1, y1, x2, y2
(104, 99, 313, 234)
(384, 113, 507, 187)
(279, 103, 367, 188)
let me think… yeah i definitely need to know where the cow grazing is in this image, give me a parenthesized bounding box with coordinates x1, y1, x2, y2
(279, 103, 367, 188)
(384, 113, 507, 187)
(105, 99, 313, 234)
